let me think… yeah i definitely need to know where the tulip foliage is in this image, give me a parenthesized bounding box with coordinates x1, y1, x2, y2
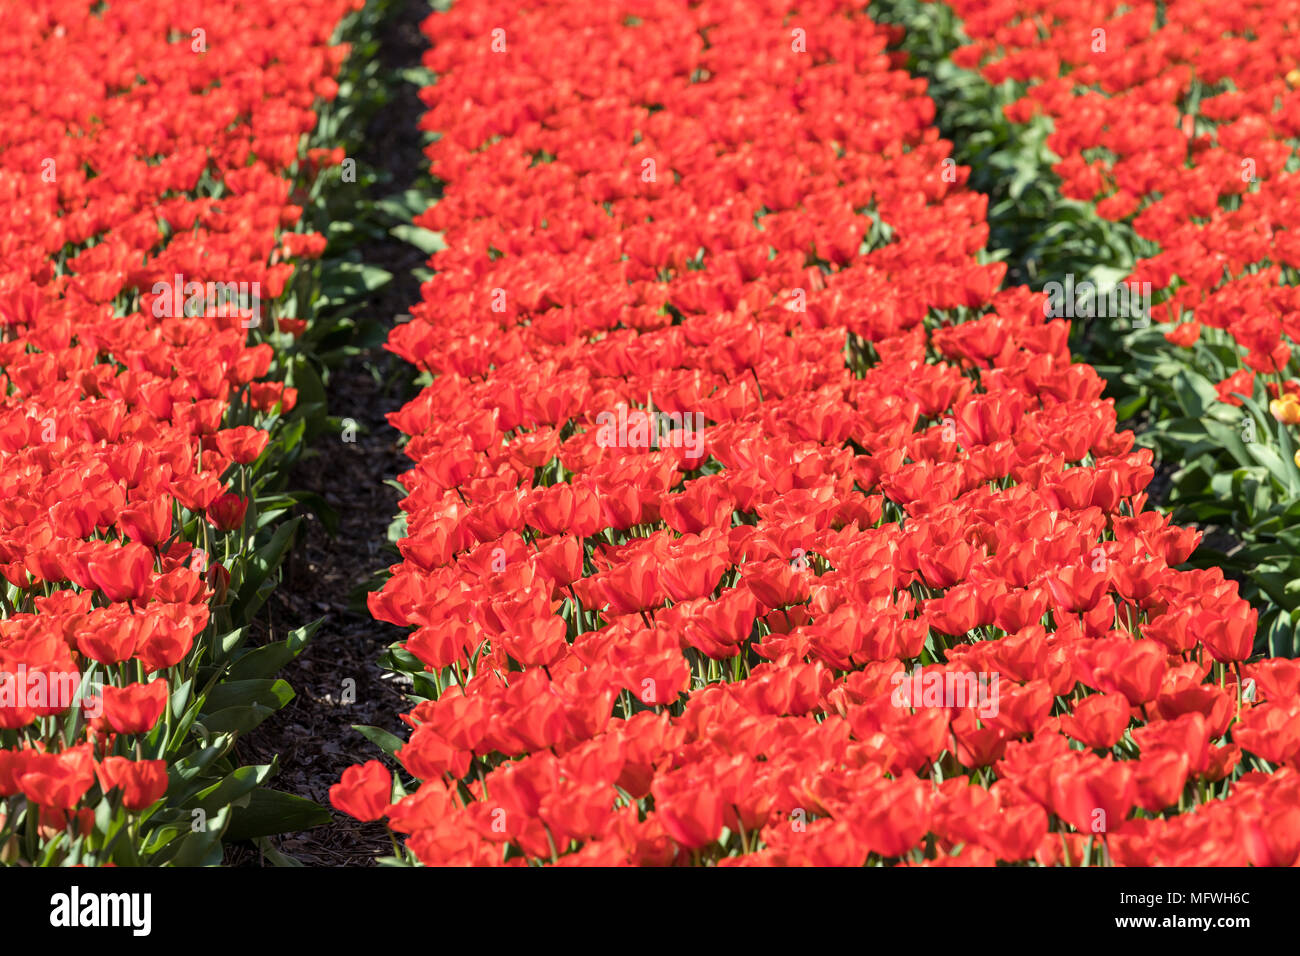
(330, 0, 1300, 866)
(0, 0, 359, 865)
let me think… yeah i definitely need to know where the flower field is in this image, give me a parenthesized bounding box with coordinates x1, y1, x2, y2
(934, 0, 1300, 658)
(2, 0, 1299, 875)
(334, 0, 1300, 867)
(0, 0, 360, 866)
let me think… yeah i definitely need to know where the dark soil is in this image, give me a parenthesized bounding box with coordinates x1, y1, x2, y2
(225, 0, 429, 867)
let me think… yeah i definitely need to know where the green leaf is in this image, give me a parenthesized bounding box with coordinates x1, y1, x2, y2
(162, 806, 231, 867)
(390, 223, 445, 255)
(353, 724, 405, 757)
(202, 679, 295, 716)
(282, 491, 341, 535)
(201, 702, 280, 737)
(373, 189, 432, 223)
(287, 356, 328, 424)
(231, 516, 302, 621)
(226, 789, 331, 841)
(253, 837, 307, 867)
(1200, 416, 1253, 470)
(208, 628, 247, 669)
(1245, 442, 1293, 494)
(1277, 423, 1298, 497)
(1171, 368, 1217, 420)
(395, 62, 436, 84)
(319, 261, 392, 304)
(186, 763, 275, 816)
(227, 619, 322, 682)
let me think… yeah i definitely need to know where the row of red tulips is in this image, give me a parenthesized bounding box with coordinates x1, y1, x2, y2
(331, 0, 1300, 865)
(936, 0, 1300, 646)
(0, 0, 358, 865)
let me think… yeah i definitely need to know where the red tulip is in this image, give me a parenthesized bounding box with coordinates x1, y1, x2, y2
(87, 543, 154, 603)
(207, 493, 248, 532)
(653, 779, 724, 851)
(330, 760, 393, 822)
(214, 426, 270, 465)
(117, 495, 174, 549)
(97, 757, 169, 811)
(1059, 692, 1132, 750)
(18, 745, 96, 811)
(1049, 757, 1136, 835)
(97, 681, 169, 735)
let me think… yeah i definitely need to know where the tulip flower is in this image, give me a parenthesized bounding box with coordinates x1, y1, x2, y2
(331, 762, 393, 823)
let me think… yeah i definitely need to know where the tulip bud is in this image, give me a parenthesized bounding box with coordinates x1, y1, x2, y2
(207, 492, 248, 532)
(205, 561, 231, 605)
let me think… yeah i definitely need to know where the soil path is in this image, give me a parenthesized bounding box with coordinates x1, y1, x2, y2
(227, 0, 429, 867)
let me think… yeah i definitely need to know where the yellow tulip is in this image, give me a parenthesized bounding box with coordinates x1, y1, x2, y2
(1270, 396, 1300, 425)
